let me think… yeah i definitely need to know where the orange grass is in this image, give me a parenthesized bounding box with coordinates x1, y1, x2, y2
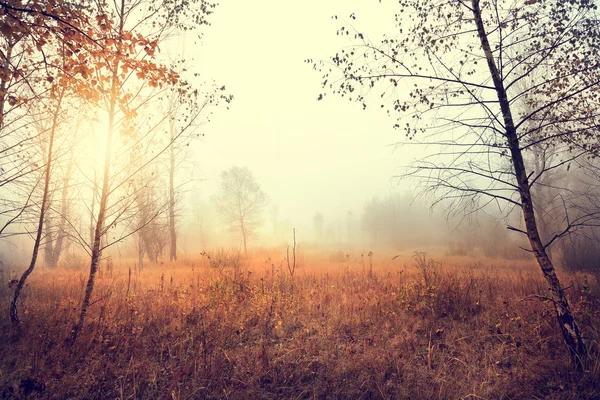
(1, 250, 599, 399)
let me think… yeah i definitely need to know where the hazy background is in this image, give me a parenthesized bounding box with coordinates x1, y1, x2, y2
(0, 0, 532, 266)
(186, 0, 407, 229)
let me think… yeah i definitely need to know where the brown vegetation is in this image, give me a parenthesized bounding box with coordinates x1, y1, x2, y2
(1, 251, 599, 399)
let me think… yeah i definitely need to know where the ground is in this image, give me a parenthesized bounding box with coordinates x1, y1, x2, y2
(0, 250, 599, 399)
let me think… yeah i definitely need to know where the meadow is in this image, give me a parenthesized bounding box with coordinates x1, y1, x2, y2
(0, 250, 599, 399)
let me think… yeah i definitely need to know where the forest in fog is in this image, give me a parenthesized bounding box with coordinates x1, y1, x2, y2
(1, 0, 600, 399)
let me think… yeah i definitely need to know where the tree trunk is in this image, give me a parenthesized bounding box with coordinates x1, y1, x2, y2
(39, 135, 55, 268)
(138, 232, 144, 271)
(67, 3, 124, 342)
(10, 87, 64, 324)
(68, 97, 115, 343)
(90, 167, 97, 245)
(472, 0, 586, 370)
(531, 147, 555, 262)
(241, 220, 248, 256)
(0, 40, 15, 130)
(168, 117, 177, 261)
(43, 196, 55, 267)
(50, 153, 73, 268)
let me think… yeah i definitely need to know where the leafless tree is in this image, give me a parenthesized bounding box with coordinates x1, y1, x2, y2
(168, 102, 177, 262)
(313, 212, 324, 242)
(67, 0, 226, 344)
(132, 167, 170, 265)
(10, 85, 66, 324)
(213, 166, 268, 255)
(314, 0, 600, 369)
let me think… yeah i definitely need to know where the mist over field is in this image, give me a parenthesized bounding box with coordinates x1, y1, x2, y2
(1, 0, 600, 398)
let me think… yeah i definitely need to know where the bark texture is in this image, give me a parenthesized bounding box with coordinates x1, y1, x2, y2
(472, 0, 586, 370)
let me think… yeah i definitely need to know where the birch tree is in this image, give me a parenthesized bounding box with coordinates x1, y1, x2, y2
(313, 0, 600, 369)
(66, 0, 222, 343)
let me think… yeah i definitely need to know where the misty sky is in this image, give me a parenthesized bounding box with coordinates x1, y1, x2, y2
(184, 0, 418, 229)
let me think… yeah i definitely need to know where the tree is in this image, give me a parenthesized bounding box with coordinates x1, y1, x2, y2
(314, 0, 600, 369)
(4, 0, 121, 324)
(313, 212, 324, 242)
(45, 148, 75, 268)
(168, 99, 177, 262)
(556, 156, 600, 272)
(164, 78, 214, 262)
(0, 0, 93, 128)
(66, 0, 222, 343)
(131, 164, 169, 268)
(213, 166, 268, 255)
(10, 84, 65, 324)
(0, 0, 99, 242)
(39, 111, 79, 269)
(2, 0, 227, 330)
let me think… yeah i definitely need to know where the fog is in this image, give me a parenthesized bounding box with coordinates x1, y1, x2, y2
(187, 0, 405, 226)
(4, 1, 600, 392)
(2, 0, 599, 273)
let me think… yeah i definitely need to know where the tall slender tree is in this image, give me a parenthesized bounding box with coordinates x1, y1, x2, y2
(67, 0, 224, 343)
(314, 0, 600, 368)
(10, 85, 65, 324)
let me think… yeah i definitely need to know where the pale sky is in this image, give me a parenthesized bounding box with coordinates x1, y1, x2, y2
(182, 1, 417, 229)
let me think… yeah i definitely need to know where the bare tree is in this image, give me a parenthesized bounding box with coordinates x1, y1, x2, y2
(168, 105, 177, 262)
(10, 85, 65, 324)
(47, 150, 75, 268)
(132, 165, 171, 265)
(213, 166, 268, 255)
(314, 0, 600, 368)
(67, 0, 221, 344)
(131, 169, 160, 268)
(313, 212, 324, 242)
(38, 118, 78, 269)
(144, 217, 170, 263)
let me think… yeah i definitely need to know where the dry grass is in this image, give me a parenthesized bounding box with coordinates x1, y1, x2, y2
(1, 250, 599, 399)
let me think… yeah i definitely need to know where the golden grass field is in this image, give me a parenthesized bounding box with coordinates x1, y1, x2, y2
(1, 249, 599, 399)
